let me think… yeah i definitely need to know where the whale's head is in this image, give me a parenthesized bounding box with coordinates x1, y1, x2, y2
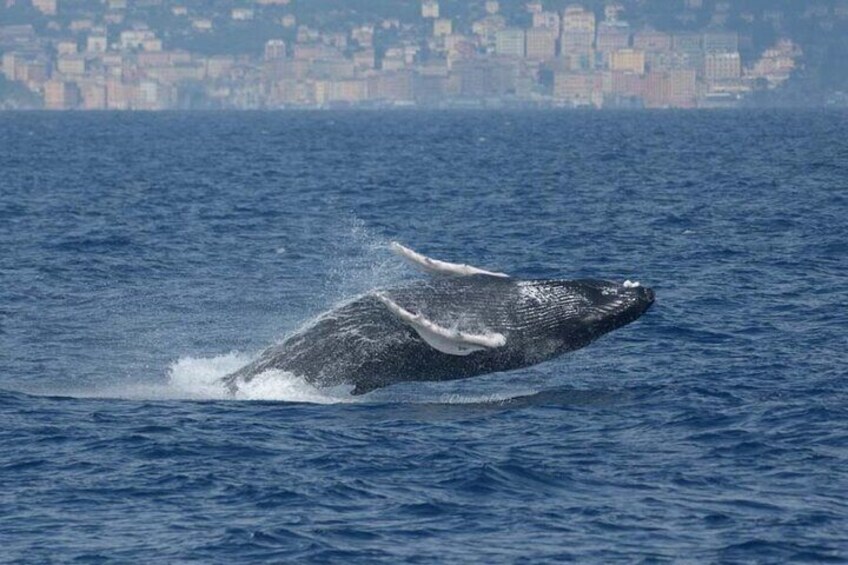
(570, 279, 655, 339)
(517, 278, 654, 350)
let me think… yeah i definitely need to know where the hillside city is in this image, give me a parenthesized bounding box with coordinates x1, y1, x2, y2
(1, 0, 847, 110)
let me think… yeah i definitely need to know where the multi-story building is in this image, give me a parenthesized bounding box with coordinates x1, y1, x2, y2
(19, 60, 49, 86)
(646, 50, 696, 73)
(86, 30, 107, 53)
(2, 53, 21, 81)
(422, 0, 439, 19)
(135, 80, 173, 110)
(351, 25, 374, 48)
(610, 48, 645, 74)
(31, 0, 57, 16)
(56, 41, 78, 56)
(561, 4, 595, 57)
(120, 29, 161, 52)
(231, 8, 255, 21)
(381, 47, 405, 71)
(472, 14, 507, 51)
(643, 71, 670, 107)
(525, 28, 557, 61)
(206, 56, 237, 80)
(605, 4, 624, 22)
(610, 69, 644, 100)
(532, 11, 561, 36)
(554, 71, 600, 107)
(44, 80, 80, 109)
(433, 19, 452, 37)
(264, 40, 286, 61)
(373, 70, 414, 103)
(668, 68, 697, 107)
(191, 19, 213, 32)
(56, 55, 86, 77)
(414, 68, 447, 105)
(70, 20, 95, 33)
(596, 21, 630, 55)
(562, 5, 595, 32)
(672, 33, 701, 54)
(495, 28, 525, 58)
(79, 81, 107, 110)
(353, 49, 376, 72)
(633, 30, 672, 52)
(0, 0, 809, 111)
(311, 57, 355, 81)
(703, 31, 738, 52)
(322, 79, 368, 104)
(450, 59, 485, 98)
(704, 51, 740, 81)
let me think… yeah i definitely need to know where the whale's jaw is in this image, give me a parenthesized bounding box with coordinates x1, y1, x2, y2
(571, 279, 654, 341)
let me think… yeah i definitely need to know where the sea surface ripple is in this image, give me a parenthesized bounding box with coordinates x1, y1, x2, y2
(1, 110, 846, 562)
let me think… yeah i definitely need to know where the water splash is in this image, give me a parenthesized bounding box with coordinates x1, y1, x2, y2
(45, 353, 355, 404)
(30, 227, 546, 404)
(165, 352, 248, 399)
(323, 220, 411, 302)
(156, 353, 359, 404)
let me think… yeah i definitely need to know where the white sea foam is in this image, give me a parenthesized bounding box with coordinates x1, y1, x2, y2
(227, 368, 356, 404)
(38, 351, 540, 405)
(165, 352, 249, 399)
(164, 353, 357, 403)
(49, 353, 245, 401)
(53, 353, 356, 404)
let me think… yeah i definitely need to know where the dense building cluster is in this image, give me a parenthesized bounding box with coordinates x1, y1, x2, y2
(0, 0, 823, 110)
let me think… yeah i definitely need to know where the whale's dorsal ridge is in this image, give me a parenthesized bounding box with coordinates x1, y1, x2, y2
(375, 292, 506, 356)
(389, 242, 510, 279)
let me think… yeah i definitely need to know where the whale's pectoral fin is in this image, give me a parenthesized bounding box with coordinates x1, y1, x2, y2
(375, 293, 506, 356)
(389, 242, 510, 278)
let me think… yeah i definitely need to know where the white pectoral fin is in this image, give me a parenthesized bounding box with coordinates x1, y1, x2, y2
(389, 242, 510, 278)
(375, 293, 506, 356)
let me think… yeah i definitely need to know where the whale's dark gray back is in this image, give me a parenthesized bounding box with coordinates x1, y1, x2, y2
(223, 276, 654, 395)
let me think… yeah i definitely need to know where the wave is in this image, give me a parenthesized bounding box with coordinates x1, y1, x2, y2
(12, 355, 646, 410)
(89, 353, 547, 406)
(51, 353, 358, 404)
(26, 350, 575, 406)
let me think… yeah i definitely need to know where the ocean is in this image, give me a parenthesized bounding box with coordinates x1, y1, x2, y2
(1, 110, 846, 562)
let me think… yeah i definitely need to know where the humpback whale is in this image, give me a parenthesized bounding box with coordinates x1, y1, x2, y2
(222, 243, 654, 395)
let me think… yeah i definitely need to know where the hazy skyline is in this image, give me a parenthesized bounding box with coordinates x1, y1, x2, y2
(2, 0, 847, 110)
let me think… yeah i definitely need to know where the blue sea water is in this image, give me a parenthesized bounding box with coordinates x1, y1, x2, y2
(1, 110, 846, 562)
